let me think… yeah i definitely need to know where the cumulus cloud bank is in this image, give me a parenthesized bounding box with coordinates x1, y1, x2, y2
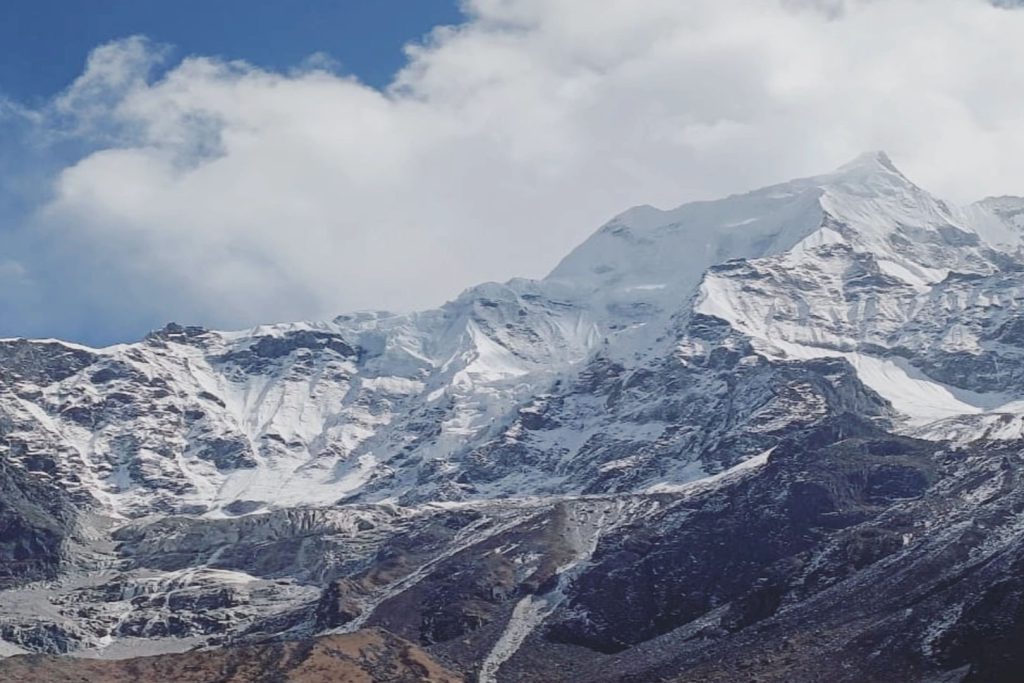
(3, 0, 1024, 343)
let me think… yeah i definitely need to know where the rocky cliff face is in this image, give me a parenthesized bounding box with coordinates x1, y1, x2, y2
(4, 153, 1024, 681)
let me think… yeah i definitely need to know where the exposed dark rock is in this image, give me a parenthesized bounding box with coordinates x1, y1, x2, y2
(0, 459, 82, 589)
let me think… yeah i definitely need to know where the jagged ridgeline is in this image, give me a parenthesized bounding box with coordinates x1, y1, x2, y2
(3, 153, 1024, 681)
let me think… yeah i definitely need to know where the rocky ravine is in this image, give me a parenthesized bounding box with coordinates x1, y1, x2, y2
(4, 153, 1024, 681)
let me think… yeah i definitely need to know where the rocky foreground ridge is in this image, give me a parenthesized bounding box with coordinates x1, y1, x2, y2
(0, 628, 462, 682)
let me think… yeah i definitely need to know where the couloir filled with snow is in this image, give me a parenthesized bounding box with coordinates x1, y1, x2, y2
(5, 151, 1024, 520)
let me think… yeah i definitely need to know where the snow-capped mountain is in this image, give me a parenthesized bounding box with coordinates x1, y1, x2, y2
(5, 153, 1024, 681)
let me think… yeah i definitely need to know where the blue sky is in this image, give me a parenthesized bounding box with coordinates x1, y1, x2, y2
(2, 1, 1024, 346)
(0, 0, 462, 343)
(0, 0, 462, 103)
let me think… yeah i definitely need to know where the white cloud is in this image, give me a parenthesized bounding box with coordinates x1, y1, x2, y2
(7, 0, 1024, 341)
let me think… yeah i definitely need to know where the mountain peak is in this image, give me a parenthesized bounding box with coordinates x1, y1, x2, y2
(833, 150, 900, 176)
(545, 152, 917, 305)
(817, 151, 919, 198)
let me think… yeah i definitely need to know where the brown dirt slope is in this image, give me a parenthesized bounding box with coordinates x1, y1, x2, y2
(0, 628, 464, 683)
